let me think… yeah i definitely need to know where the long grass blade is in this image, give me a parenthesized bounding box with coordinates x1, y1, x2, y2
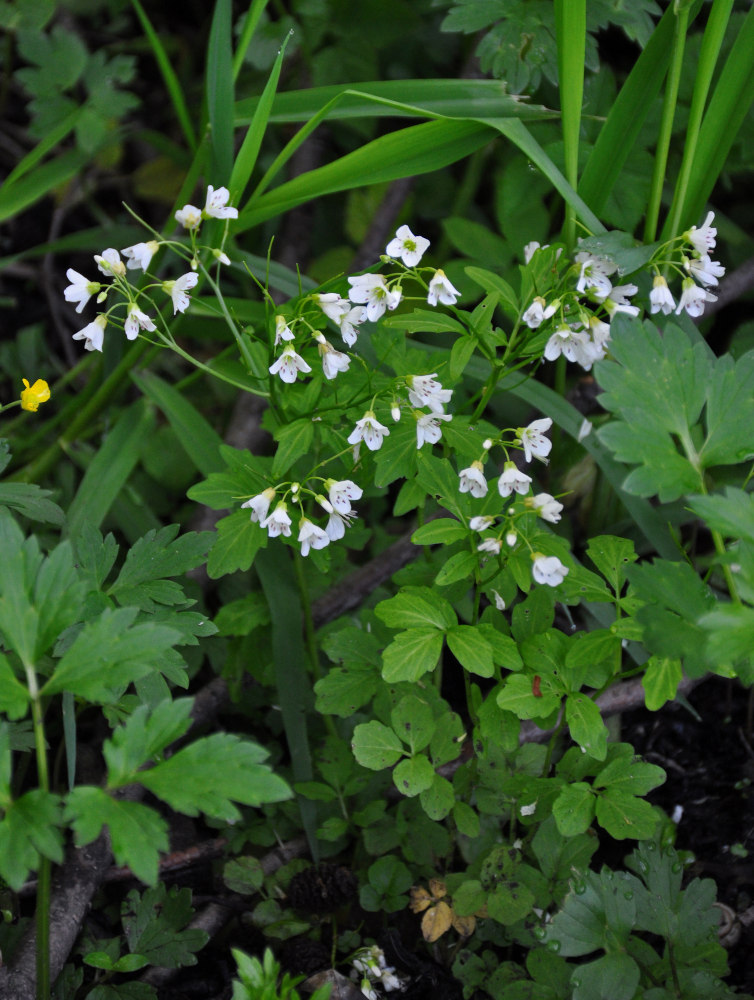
(555, 0, 586, 249)
(206, 0, 235, 185)
(232, 0, 271, 82)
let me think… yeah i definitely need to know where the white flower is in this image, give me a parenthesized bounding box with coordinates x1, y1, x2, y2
(505, 531, 518, 547)
(298, 517, 330, 556)
(604, 284, 640, 317)
(121, 241, 159, 271)
(526, 492, 563, 523)
(325, 511, 348, 540)
(427, 269, 460, 306)
(416, 412, 452, 448)
(315, 293, 351, 323)
(458, 461, 488, 498)
(212, 248, 231, 265)
(516, 417, 553, 463)
(318, 339, 350, 380)
(327, 479, 363, 514)
(491, 590, 506, 611)
(348, 411, 390, 451)
(274, 315, 295, 346)
(347, 274, 401, 321)
(269, 344, 312, 384)
(175, 203, 202, 229)
(203, 185, 238, 220)
(124, 303, 156, 340)
(72, 315, 107, 352)
(391, 403, 401, 422)
(522, 296, 558, 329)
(407, 373, 452, 413)
(519, 801, 537, 817)
(498, 461, 532, 497)
(470, 515, 495, 531)
(649, 274, 676, 315)
(686, 211, 717, 256)
(241, 487, 276, 523)
(163, 271, 199, 314)
(587, 315, 611, 359)
(544, 323, 596, 369)
(523, 241, 545, 264)
(339, 305, 367, 347)
(94, 248, 126, 278)
(385, 224, 430, 266)
(477, 537, 502, 555)
(685, 254, 725, 288)
(578, 418, 592, 442)
(675, 276, 716, 317)
(575, 252, 617, 299)
(261, 501, 292, 537)
(64, 269, 100, 313)
(532, 553, 569, 587)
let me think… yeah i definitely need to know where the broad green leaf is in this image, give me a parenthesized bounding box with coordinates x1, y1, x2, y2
(314, 663, 378, 718)
(373, 421, 418, 488)
(411, 519, 468, 545)
(453, 802, 480, 839)
(0, 789, 64, 890)
(420, 774, 455, 820)
(42, 609, 182, 702)
(351, 721, 404, 770)
(531, 815, 598, 883)
(699, 351, 754, 467)
(571, 953, 641, 1000)
(385, 308, 466, 336)
(381, 629, 445, 683)
(586, 535, 638, 594)
(65, 786, 168, 886)
(0, 482, 64, 525)
(449, 334, 477, 380)
(103, 700, 194, 786)
(687, 487, 754, 542)
(0, 654, 29, 719)
(543, 874, 605, 956)
(223, 856, 265, 895)
(206, 511, 267, 579)
(139, 734, 290, 822)
(464, 267, 518, 314)
(435, 551, 478, 587)
(594, 756, 665, 796)
(391, 695, 436, 754)
(32, 538, 84, 657)
(641, 656, 682, 710)
(376, 586, 456, 630)
(446, 624, 494, 677)
(552, 783, 595, 838)
(595, 787, 659, 840)
(393, 755, 436, 797)
(565, 694, 607, 761)
(109, 525, 212, 604)
(479, 624, 523, 670)
(486, 880, 535, 926)
(496, 673, 561, 720)
(598, 423, 700, 501)
(271, 418, 315, 478)
(699, 604, 754, 667)
(214, 591, 270, 636)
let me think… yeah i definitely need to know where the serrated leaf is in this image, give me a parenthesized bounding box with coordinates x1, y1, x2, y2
(565, 694, 607, 761)
(42, 608, 182, 702)
(206, 510, 267, 579)
(382, 628, 444, 682)
(351, 721, 404, 770)
(103, 700, 194, 786)
(0, 482, 64, 525)
(0, 652, 29, 719)
(65, 787, 169, 886)
(446, 624, 494, 677)
(122, 884, 208, 968)
(109, 525, 212, 597)
(0, 788, 64, 890)
(542, 873, 605, 956)
(700, 350, 754, 467)
(687, 487, 754, 543)
(376, 586, 456, 630)
(137, 734, 291, 822)
(393, 755, 436, 796)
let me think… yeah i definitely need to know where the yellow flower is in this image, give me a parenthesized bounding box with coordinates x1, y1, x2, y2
(20, 378, 51, 412)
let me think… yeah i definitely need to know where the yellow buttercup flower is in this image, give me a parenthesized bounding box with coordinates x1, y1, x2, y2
(20, 379, 51, 412)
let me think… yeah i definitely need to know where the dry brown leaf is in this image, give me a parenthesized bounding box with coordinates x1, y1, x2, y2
(409, 885, 434, 913)
(428, 877, 447, 899)
(421, 900, 453, 942)
(451, 911, 476, 938)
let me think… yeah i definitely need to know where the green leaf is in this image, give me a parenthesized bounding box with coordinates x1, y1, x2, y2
(700, 352, 754, 467)
(565, 694, 607, 761)
(446, 624, 494, 677)
(391, 695, 436, 754)
(373, 420, 418, 488)
(449, 335, 478, 380)
(0, 788, 64, 890)
(314, 662, 379, 717)
(103, 700, 194, 786)
(0, 654, 30, 719)
(594, 755, 666, 796)
(420, 774, 455, 820)
(435, 551, 479, 587)
(411, 519, 468, 545)
(206, 511, 267, 579)
(376, 586, 456, 630)
(351, 720, 404, 770)
(496, 673, 561, 720)
(223, 856, 265, 895)
(531, 815, 598, 883)
(42, 608, 182, 702)
(453, 802, 480, 839)
(67, 400, 155, 540)
(571, 953, 641, 1000)
(122, 883, 208, 968)
(552, 783, 595, 838)
(206, 0, 233, 182)
(642, 656, 682, 710)
(65, 787, 169, 886)
(361, 855, 412, 913)
(0, 482, 64, 525)
(137, 734, 291, 822)
(586, 535, 638, 594)
(464, 266, 519, 314)
(393, 755, 436, 797)
(109, 525, 212, 607)
(271, 418, 315, 478)
(699, 604, 754, 667)
(595, 787, 659, 840)
(687, 487, 754, 542)
(382, 628, 444, 683)
(486, 880, 535, 926)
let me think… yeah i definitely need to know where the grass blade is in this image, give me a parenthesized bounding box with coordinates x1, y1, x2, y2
(206, 0, 234, 185)
(555, 0, 586, 248)
(232, 0, 271, 81)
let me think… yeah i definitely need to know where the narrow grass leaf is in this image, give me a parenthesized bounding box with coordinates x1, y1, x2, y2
(206, 0, 234, 185)
(0, 150, 89, 224)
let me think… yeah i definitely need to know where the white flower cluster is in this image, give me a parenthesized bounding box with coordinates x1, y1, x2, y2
(461, 417, 569, 589)
(64, 185, 237, 353)
(242, 478, 363, 555)
(520, 212, 725, 373)
(351, 945, 402, 999)
(267, 225, 460, 386)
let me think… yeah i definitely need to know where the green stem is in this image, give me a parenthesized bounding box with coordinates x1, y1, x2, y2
(293, 549, 337, 738)
(25, 663, 51, 1000)
(644, 3, 690, 243)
